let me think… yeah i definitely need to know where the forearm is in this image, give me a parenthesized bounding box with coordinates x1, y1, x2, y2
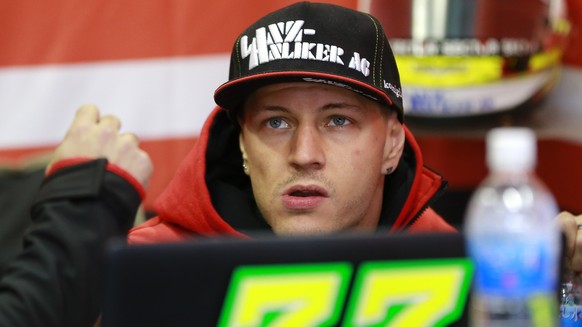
(0, 159, 141, 327)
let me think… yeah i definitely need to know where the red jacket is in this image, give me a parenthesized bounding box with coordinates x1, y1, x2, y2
(129, 107, 456, 244)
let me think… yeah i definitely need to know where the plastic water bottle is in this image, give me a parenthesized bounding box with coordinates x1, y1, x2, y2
(465, 127, 561, 327)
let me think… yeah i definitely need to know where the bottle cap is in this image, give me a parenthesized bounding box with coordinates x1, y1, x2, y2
(486, 127, 537, 171)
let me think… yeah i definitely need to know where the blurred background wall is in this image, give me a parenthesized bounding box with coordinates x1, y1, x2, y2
(0, 0, 580, 224)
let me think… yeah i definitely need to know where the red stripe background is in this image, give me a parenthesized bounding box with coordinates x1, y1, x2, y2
(0, 0, 357, 67)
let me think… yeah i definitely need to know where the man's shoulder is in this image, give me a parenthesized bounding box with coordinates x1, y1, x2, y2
(128, 217, 191, 244)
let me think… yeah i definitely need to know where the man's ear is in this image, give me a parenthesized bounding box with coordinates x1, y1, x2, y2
(239, 133, 249, 175)
(382, 111, 405, 175)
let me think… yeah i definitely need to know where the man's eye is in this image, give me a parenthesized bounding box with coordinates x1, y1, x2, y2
(328, 116, 351, 127)
(267, 118, 289, 129)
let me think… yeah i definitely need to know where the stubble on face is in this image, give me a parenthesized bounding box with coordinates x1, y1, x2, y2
(250, 146, 384, 236)
(261, 173, 382, 236)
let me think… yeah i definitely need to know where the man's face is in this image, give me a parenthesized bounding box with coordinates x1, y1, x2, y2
(239, 82, 403, 236)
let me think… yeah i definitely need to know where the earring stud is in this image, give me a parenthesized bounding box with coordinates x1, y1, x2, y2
(386, 167, 393, 174)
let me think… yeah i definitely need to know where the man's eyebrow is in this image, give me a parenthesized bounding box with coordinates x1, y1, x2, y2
(255, 102, 362, 113)
(321, 102, 362, 112)
(260, 105, 290, 113)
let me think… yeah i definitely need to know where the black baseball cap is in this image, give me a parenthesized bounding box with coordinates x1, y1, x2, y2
(214, 1, 404, 122)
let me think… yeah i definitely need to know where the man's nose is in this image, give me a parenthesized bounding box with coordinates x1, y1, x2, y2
(288, 125, 325, 170)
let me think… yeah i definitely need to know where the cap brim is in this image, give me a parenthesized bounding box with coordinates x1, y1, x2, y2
(214, 71, 402, 121)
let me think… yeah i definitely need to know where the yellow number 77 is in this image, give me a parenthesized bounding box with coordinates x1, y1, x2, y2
(218, 259, 472, 327)
(343, 259, 473, 327)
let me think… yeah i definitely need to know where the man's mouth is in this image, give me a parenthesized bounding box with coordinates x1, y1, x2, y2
(289, 190, 322, 197)
(283, 185, 328, 210)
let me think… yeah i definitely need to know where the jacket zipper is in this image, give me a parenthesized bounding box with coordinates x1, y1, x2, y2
(403, 179, 448, 231)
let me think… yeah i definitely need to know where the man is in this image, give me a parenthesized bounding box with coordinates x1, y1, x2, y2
(0, 105, 152, 327)
(44, 3, 576, 274)
(127, 2, 582, 247)
(129, 2, 456, 244)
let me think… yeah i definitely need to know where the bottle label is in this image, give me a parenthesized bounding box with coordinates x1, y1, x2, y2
(469, 236, 557, 296)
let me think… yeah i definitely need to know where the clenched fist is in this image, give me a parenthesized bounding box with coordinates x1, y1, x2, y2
(46, 104, 153, 188)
